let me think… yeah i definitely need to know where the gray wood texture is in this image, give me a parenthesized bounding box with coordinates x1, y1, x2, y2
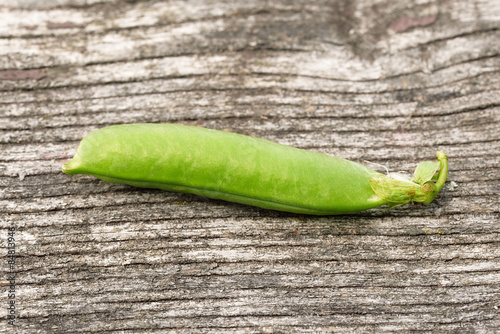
(1, 0, 499, 332)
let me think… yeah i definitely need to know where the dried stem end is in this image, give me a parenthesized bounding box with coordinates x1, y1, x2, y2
(369, 151, 449, 207)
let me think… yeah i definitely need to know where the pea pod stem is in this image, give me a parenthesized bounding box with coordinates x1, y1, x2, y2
(368, 151, 449, 207)
(424, 151, 448, 205)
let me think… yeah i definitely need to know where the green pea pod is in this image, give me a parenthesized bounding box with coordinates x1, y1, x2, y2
(62, 123, 448, 215)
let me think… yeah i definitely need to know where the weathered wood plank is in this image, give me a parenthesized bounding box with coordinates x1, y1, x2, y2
(1, 0, 499, 332)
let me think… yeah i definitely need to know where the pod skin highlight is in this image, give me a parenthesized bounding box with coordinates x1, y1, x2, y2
(62, 123, 448, 215)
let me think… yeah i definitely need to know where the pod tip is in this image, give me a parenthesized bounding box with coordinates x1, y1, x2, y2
(61, 164, 69, 174)
(61, 157, 80, 175)
(61, 162, 71, 174)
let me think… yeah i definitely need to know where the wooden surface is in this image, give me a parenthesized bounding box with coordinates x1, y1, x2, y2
(1, 0, 499, 332)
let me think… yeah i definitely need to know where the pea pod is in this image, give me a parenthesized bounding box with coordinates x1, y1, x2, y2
(62, 123, 448, 215)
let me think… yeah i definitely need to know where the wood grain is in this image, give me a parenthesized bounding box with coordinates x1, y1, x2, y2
(1, 0, 499, 332)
